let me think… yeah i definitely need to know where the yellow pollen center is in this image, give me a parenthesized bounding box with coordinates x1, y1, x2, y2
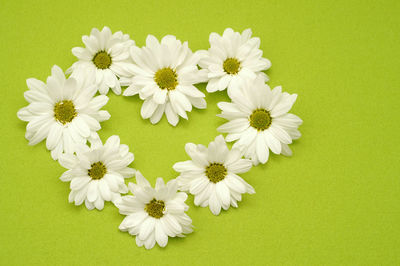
(223, 58, 241, 74)
(154, 67, 178, 90)
(145, 199, 165, 218)
(88, 162, 107, 180)
(206, 163, 227, 183)
(54, 100, 77, 124)
(93, 51, 112, 69)
(250, 109, 272, 131)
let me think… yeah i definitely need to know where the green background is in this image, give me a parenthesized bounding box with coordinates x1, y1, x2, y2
(1, 0, 399, 265)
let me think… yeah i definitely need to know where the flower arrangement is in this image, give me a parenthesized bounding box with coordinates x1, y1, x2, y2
(17, 26, 302, 249)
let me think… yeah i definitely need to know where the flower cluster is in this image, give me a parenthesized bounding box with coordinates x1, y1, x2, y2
(17, 27, 302, 249)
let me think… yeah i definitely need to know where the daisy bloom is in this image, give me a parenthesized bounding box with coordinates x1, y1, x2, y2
(198, 28, 271, 95)
(115, 171, 193, 249)
(59, 135, 135, 210)
(67, 26, 135, 95)
(120, 35, 207, 126)
(217, 75, 302, 165)
(17, 65, 111, 160)
(173, 135, 255, 216)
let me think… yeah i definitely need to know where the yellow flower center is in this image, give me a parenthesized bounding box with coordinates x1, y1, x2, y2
(223, 58, 241, 74)
(93, 51, 112, 69)
(145, 199, 165, 218)
(249, 109, 272, 131)
(206, 163, 227, 183)
(154, 67, 178, 90)
(54, 100, 77, 124)
(88, 162, 107, 180)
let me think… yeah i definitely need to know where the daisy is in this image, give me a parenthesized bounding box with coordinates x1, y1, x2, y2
(67, 26, 135, 95)
(198, 28, 271, 95)
(217, 75, 302, 165)
(17, 65, 111, 160)
(120, 35, 207, 126)
(173, 135, 255, 216)
(59, 135, 135, 210)
(115, 171, 193, 249)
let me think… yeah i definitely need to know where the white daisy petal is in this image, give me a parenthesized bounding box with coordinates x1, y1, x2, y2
(281, 143, 293, 157)
(155, 221, 168, 247)
(45, 122, 63, 150)
(87, 181, 99, 202)
(165, 102, 179, 126)
(216, 182, 230, 210)
(140, 99, 158, 119)
(264, 130, 281, 154)
(189, 176, 209, 195)
(153, 89, 167, 105)
(209, 188, 221, 215)
(217, 118, 249, 133)
(150, 103, 166, 124)
(227, 158, 252, 174)
(256, 133, 269, 164)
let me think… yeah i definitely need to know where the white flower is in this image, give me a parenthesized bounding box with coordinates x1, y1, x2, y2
(115, 172, 193, 249)
(58, 135, 135, 210)
(199, 28, 271, 95)
(120, 35, 207, 126)
(173, 135, 255, 216)
(217, 75, 302, 165)
(67, 26, 135, 95)
(17, 65, 111, 160)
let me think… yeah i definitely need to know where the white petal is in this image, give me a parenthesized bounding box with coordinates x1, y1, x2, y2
(269, 125, 292, 144)
(165, 102, 179, 126)
(264, 130, 281, 154)
(72, 116, 91, 138)
(71, 177, 91, 190)
(256, 133, 269, 164)
(138, 217, 156, 241)
(227, 159, 252, 173)
(87, 181, 99, 202)
(216, 182, 230, 210)
(281, 143, 293, 156)
(217, 118, 249, 133)
(189, 177, 209, 195)
(59, 153, 79, 169)
(46, 122, 63, 150)
(150, 103, 166, 124)
(88, 94, 109, 110)
(153, 89, 167, 105)
(99, 179, 112, 201)
(155, 221, 168, 247)
(141, 99, 158, 119)
(209, 188, 221, 215)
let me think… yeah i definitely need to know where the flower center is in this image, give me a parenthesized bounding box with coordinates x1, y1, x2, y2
(206, 163, 227, 183)
(92, 51, 112, 69)
(154, 67, 178, 90)
(250, 109, 272, 131)
(145, 199, 165, 218)
(223, 57, 241, 74)
(88, 162, 107, 180)
(54, 100, 77, 124)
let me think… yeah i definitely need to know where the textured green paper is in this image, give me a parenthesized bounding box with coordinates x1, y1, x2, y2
(1, 0, 399, 265)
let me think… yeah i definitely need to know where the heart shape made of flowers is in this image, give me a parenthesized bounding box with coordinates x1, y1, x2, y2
(17, 27, 302, 249)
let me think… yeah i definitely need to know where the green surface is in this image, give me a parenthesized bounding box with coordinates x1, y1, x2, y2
(1, 0, 399, 265)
